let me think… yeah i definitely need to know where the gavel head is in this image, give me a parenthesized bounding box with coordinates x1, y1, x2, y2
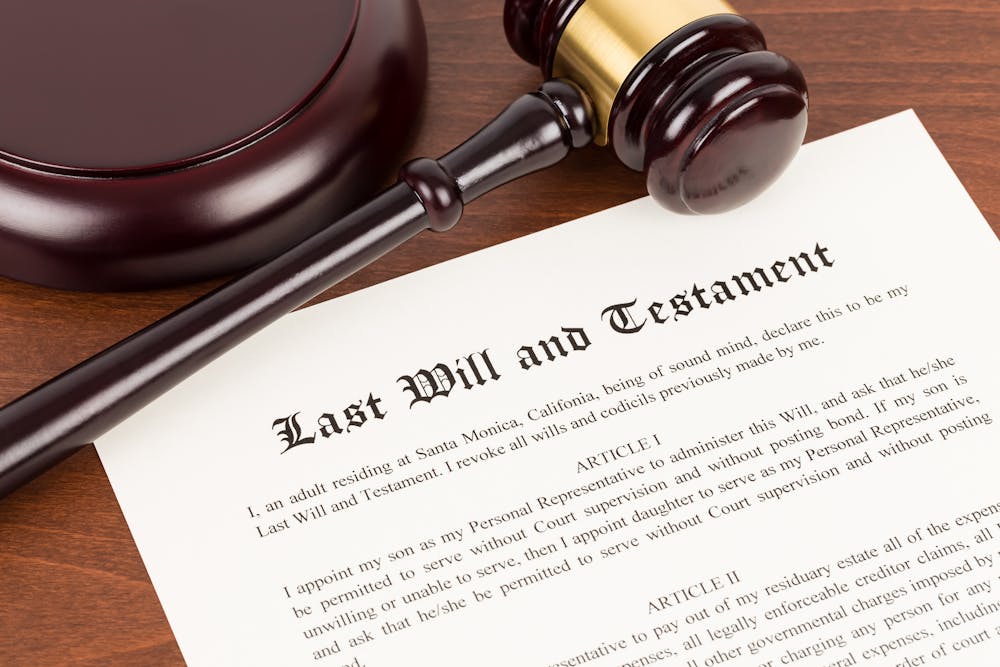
(504, 0, 808, 214)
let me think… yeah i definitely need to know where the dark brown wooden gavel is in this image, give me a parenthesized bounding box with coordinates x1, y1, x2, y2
(0, 0, 807, 497)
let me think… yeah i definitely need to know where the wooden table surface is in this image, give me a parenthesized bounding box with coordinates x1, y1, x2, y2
(1, 1, 997, 664)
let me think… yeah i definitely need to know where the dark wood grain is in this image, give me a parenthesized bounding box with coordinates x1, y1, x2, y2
(0, 0, 428, 293)
(0, 1, 997, 664)
(0, 77, 593, 499)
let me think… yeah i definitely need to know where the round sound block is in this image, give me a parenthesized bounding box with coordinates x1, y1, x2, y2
(0, 0, 427, 290)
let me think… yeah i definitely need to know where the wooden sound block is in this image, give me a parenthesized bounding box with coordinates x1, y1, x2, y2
(0, 0, 426, 291)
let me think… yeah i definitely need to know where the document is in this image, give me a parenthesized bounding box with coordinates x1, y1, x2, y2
(97, 111, 1000, 666)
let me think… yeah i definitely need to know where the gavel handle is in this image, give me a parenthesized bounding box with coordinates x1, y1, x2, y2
(0, 80, 593, 499)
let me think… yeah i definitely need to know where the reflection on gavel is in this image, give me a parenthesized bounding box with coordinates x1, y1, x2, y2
(0, 0, 807, 497)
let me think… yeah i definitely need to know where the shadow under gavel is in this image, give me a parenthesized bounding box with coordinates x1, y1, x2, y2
(0, 0, 807, 498)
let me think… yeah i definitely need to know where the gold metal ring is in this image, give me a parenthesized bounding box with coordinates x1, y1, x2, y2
(553, 0, 736, 145)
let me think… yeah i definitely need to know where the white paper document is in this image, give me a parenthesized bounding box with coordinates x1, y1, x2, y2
(98, 111, 1000, 666)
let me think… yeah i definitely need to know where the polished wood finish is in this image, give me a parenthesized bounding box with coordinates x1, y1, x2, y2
(506, 4, 808, 213)
(614, 15, 807, 213)
(0, 1, 997, 664)
(504, 0, 584, 71)
(0, 0, 426, 291)
(0, 80, 590, 497)
(0, 0, 360, 172)
(0, 0, 799, 497)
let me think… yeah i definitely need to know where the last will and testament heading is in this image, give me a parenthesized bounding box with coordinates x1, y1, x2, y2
(273, 243, 835, 454)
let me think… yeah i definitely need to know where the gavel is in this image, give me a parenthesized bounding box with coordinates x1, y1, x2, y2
(0, 0, 807, 497)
